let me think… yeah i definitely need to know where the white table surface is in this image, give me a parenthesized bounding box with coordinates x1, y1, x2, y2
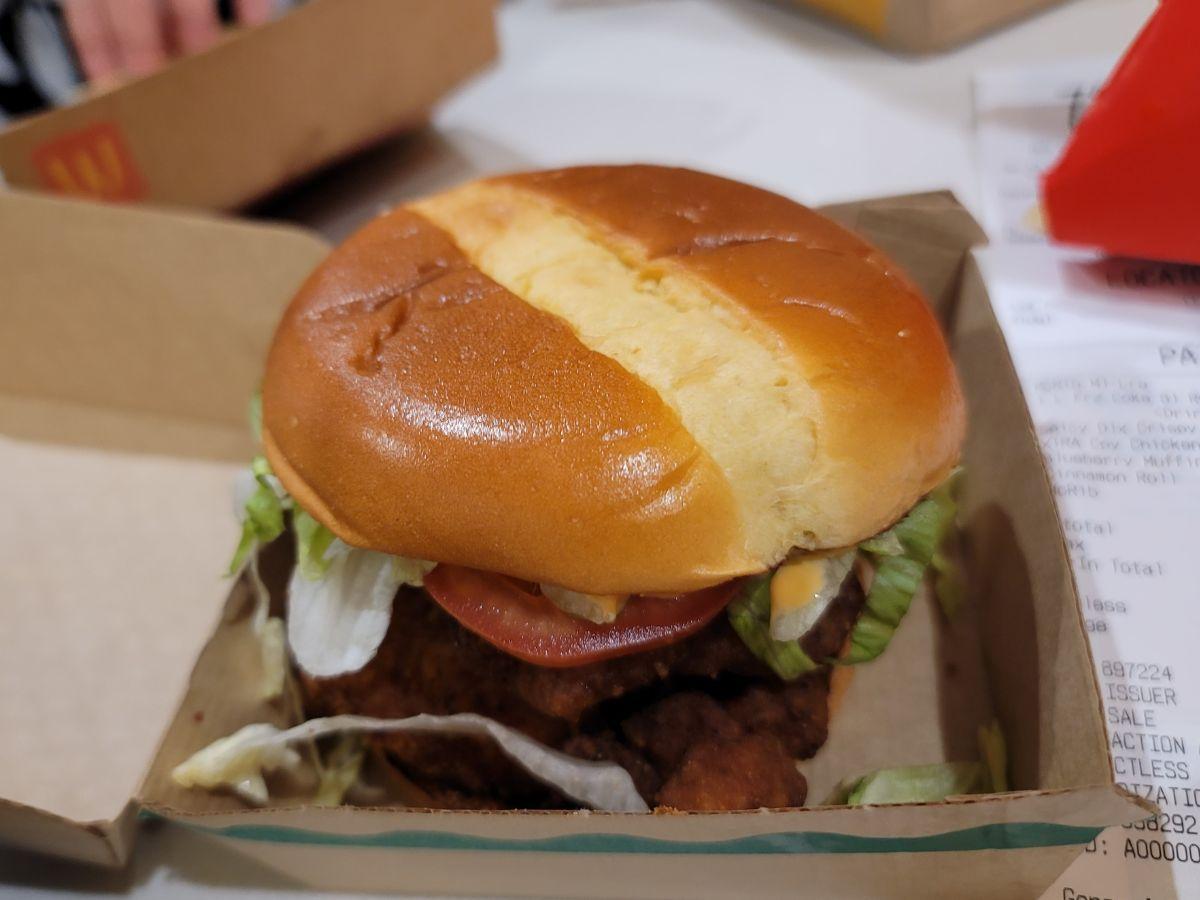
(0, 0, 1158, 896)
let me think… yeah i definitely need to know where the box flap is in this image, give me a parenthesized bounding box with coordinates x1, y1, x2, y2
(824, 192, 1120, 795)
(820, 189, 987, 323)
(0, 190, 329, 865)
(0, 0, 496, 210)
(140, 794, 1135, 899)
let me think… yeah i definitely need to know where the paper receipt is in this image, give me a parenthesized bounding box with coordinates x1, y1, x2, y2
(975, 60, 1200, 900)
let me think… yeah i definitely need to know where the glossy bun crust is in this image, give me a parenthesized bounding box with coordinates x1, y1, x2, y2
(263, 166, 964, 594)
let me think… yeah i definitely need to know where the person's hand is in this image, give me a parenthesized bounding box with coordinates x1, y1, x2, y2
(62, 0, 274, 84)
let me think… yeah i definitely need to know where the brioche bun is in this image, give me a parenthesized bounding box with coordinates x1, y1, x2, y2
(262, 165, 964, 594)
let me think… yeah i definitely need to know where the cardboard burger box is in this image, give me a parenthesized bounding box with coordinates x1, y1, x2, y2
(0, 0, 495, 210)
(0, 186, 1151, 898)
(786, 0, 1068, 53)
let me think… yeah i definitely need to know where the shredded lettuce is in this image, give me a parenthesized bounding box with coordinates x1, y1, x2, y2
(246, 552, 286, 700)
(228, 456, 289, 575)
(287, 542, 405, 678)
(172, 713, 649, 812)
(728, 575, 819, 680)
(230, 456, 289, 700)
(390, 555, 437, 588)
(256, 614, 287, 701)
(826, 762, 986, 806)
(230, 465, 438, 681)
(226, 408, 438, 690)
(842, 555, 925, 664)
(313, 735, 366, 807)
(842, 473, 960, 664)
(858, 531, 903, 556)
(287, 528, 437, 678)
(172, 723, 301, 805)
(293, 506, 434, 586)
(825, 719, 1009, 805)
(293, 508, 338, 581)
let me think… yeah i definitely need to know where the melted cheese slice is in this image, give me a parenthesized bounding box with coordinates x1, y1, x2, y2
(769, 552, 854, 641)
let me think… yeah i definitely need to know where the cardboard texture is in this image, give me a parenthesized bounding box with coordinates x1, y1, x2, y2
(0, 188, 1151, 896)
(0, 190, 326, 863)
(0, 0, 496, 211)
(788, 0, 1067, 53)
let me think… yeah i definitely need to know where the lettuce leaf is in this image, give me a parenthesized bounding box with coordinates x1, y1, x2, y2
(287, 515, 437, 678)
(313, 735, 366, 807)
(172, 713, 649, 812)
(390, 556, 437, 587)
(293, 508, 338, 581)
(824, 719, 1009, 805)
(246, 551, 286, 701)
(826, 762, 986, 806)
(858, 531, 903, 556)
(842, 473, 960, 664)
(172, 723, 300, 805)
(728, 575, 819, 680)
(227, 456, 287, 575)
(228, 455, 292, 699)
(842, 555, 925, 664)
(286, 542, 405, 678)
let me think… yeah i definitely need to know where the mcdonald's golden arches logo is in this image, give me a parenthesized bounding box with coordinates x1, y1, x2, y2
(31, 122, 147, 202)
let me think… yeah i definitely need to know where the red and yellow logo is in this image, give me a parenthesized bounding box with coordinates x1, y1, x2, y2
(30, 122, 146, 202)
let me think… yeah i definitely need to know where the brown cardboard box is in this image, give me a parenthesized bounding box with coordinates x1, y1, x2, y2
(786, 0, 1068, 52)
(0, 187, 1151, 895)
(0, 0, 496, 210)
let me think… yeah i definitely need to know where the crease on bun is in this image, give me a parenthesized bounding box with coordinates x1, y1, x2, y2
(415, 166, 965, 559)
(261, 205, 755, 595)
(263, 165, 965, 592)
(412, 182, 820, 567)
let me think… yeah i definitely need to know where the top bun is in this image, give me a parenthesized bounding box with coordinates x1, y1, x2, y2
(262, 165, 965, 594)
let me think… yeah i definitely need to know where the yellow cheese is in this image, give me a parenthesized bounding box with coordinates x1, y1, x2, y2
(771, 558, 827, 615)
(541, 584, 629, 625)
(769, 551, 855, 641)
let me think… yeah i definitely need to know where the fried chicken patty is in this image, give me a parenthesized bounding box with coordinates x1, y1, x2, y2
(300, 576, 864, 811)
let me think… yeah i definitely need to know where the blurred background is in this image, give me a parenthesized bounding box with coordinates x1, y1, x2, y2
(0, 0, 1161, 239)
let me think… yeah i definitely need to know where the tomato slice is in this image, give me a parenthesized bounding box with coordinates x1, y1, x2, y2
(422, 565, 741, 668)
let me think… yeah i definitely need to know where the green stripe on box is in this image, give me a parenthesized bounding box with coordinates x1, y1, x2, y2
(155, 817, 1100, 855)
